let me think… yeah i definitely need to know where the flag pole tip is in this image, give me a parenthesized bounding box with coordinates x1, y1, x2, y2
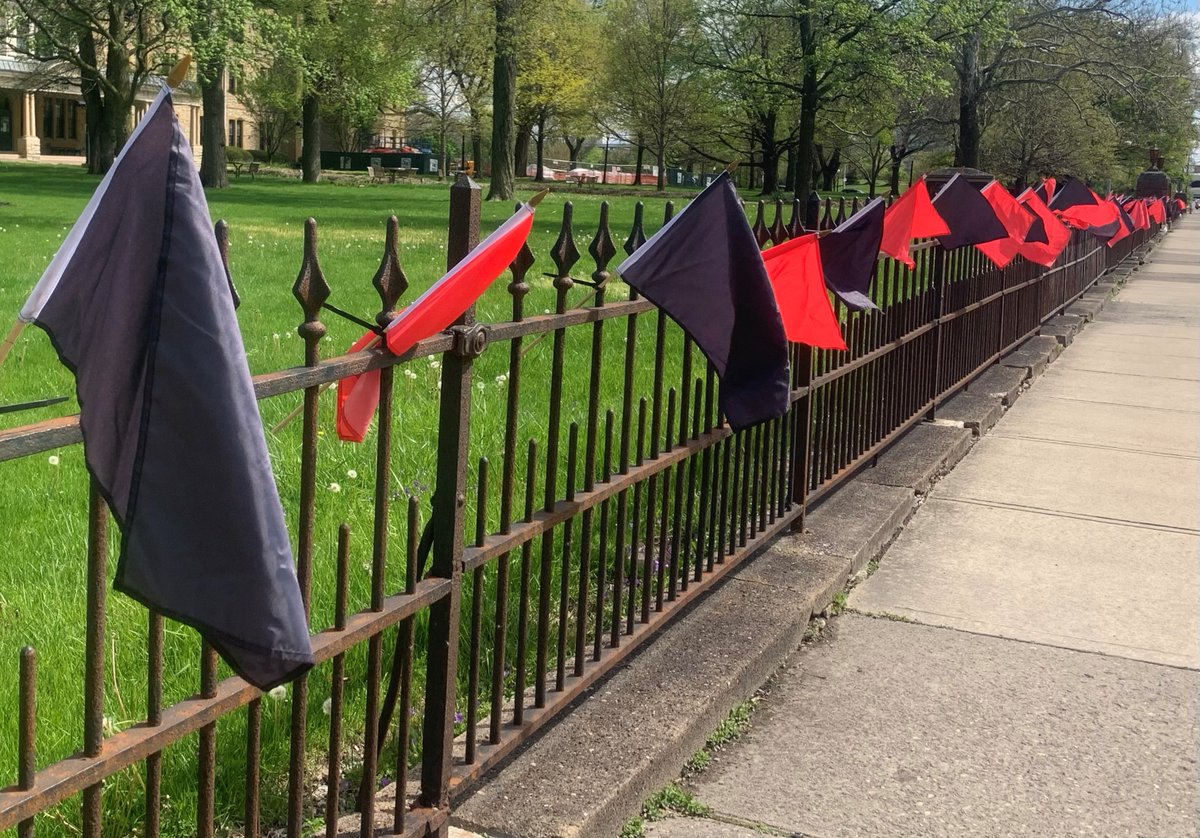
(725, 159, 740, 175)
(167, 55, 192, 89)
(528, 188, 551, 208)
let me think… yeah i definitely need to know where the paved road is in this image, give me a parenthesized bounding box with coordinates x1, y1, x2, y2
(649, 218, 1200, 838)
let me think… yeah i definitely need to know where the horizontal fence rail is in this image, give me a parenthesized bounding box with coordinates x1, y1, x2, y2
(0, 179, 1160, 838)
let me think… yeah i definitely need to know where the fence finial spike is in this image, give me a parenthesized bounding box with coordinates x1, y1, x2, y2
(725, 159, 740, 175)
(528, 188, 551, 208)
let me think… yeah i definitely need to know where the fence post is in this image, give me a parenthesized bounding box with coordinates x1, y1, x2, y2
(928, 246, 948, 418)
(420, 175, 481, 827)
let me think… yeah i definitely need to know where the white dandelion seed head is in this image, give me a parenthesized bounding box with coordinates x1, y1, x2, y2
(346, 469, 358, 479)
(268, 685, 287, 701)
(48, 455, 61, 466)
(328, 482, 342, 493)
(322, 697, 333, 716)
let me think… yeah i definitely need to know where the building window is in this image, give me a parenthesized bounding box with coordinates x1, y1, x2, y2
(53, 98, 64, 138)
(67, 102, 77, 139)
(227, 69, 241, 96)
(42, 99, 52, 138)
(227, 119, 244, 148)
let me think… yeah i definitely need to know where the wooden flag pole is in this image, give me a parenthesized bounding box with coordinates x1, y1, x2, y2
(0, 320, 26, 371)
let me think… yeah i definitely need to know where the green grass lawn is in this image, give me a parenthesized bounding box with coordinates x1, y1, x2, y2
(0, 163, 734, 836)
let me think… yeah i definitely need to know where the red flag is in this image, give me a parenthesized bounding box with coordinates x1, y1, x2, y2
(336, 202, 536, 442)
(761, 233, 848, 350)
(880, 178, 949, 268)
(1176, 198, 1187, 212)
(976, 181, 1034, 267)
(1057, 198, 1120, 237)
(1105, 200, 1132, 248)
(1124, 199, 1150, 231)
(1147, 198, 1166, 224)
(1034, 177, 1056, 204)
(1016, 190, 1071, 267)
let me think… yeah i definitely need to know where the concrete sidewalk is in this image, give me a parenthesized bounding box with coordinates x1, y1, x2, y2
(649, 219, 1199, 837)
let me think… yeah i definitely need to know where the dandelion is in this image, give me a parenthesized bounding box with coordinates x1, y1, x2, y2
(272, 333, 281, 341)
(268, 685, 287, 701)
(404, 368, 419, 380)
(102, 715, 119, 737)
(429, 358, 440, 370)
(322, 697, 333, 716)
(495, 373, 508, 387)
(346, 469, 358, 479)
(328, 482, 342, 493)
(48, 455, 60, 466)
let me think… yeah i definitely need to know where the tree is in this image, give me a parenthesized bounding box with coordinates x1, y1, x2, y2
(516, 0, 601, 181)
(265, 0, 416, 181)
(696, 0, 948, 201)
(487, 0, 519, 200)
(604, 0, 703, 190)
(177, 0, 254, 188)
(238, 57, 303, 162)
(11, 0, 180, 173)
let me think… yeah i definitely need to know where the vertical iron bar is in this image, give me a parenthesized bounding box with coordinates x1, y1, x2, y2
(465, 460, 488, 765)
(17, 647, 35, 838)
(392, 498, 419, 833)
(557, 426, 579, 691)
(197, 642, 217, 838)
(81, 479, 106, 838)
(514, 441, 537, 725)
(325, 525, 350, 838)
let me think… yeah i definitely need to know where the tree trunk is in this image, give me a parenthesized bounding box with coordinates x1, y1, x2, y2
(956, 32, 982, 168)
(487, 0, 518, 200)
(472, 127, 483, 175)
(514, 120, 531, 179)
(784, 141, 797, 192)
(533, 111, 546, 182)
(656, 146, 666, 191)
(793, 69, 818, 201)
(819, 148, 840, 191)
(634, 140, 644, 186)
(301, 92, 321, 183)
(199, 64, 228, 189)
(888, 145, 904, 195)
(565, 136, 584, 168)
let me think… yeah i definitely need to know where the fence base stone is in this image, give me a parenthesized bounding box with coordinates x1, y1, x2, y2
(860, 424, 974, 495)
(967, 364, 1028, 406)
(938, 392, 1004, 436)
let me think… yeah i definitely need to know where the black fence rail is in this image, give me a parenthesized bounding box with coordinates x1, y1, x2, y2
(0, 179, 1158, 838)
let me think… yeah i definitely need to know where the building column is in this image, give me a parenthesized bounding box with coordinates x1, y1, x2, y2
(17, 92, 40, 160)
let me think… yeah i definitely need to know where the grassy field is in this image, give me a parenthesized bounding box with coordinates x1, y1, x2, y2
(0, 162, 754, 836)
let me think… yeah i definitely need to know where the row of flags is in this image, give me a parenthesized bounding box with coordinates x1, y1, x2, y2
(17, 78, 1178, 687)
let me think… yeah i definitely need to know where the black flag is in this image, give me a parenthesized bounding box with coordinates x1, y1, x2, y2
(819, 198, 884, 311)
(20, 90, 313, 689)
(931, 174, 1008, 250)
(616, 172, 790, 431)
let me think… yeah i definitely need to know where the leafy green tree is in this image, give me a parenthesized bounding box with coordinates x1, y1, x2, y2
(11, 0, 181, 173)
(603, 0, 704, 190)
(487, 0, 519, 199)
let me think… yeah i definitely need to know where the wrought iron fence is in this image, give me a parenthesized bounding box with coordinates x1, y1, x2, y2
(0, 178, 1157, 838)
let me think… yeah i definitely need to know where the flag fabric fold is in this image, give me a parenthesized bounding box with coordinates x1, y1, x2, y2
(1123, 198, 1150, 231)
(21, 90, 313, 689)
(975, 181, 1035, 268)
(1147, 198, 1166, 225)
(761, 233, 848, 351)
(1106, 200, 1135, 249)
(616, 172, 790, 431)
(880, 178, 949, 268)
(1033, 177, 1056, 205)
(335, 203, 536, 442)
(931, 174, 1009, 250)
(818, 198, 885, 310)
(1049, 179, 1120, 239)
(1015, 189, 1072, 268)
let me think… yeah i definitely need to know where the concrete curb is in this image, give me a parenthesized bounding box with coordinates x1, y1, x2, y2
(446, 243, 1144, 838)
